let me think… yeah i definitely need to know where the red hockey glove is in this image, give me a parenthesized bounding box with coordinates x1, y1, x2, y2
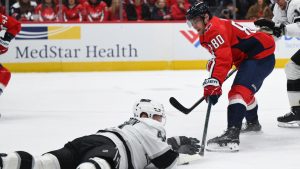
(203, 78, 222, 105)
(0, 38, 9, 55)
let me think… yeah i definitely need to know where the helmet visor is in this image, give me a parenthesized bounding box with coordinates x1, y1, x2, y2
(186, 16, 203, 28)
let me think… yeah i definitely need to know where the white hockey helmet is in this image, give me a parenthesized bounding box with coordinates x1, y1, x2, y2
(133, 99, 166, 124)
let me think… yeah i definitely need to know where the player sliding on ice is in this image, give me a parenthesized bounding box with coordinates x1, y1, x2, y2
(0, 99, 201, 169)
(185, 2, 276, 152)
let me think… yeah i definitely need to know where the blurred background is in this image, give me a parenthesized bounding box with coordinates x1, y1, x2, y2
(1, 0, 297, 73)
(1, 0, 274, 22)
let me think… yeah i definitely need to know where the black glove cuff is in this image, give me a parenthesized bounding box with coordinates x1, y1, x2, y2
(167, 137, 180, 150)
(3, 32, 15, 42)
(254, 19, 275, 29)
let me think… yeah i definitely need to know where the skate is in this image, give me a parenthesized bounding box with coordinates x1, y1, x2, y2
(206, 127, 240, 152)
(0, 153, 7, 169)
(277, 106, 300, 128)
(241, 121, 262, 133)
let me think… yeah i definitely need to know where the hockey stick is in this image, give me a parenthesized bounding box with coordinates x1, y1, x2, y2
(169, 68, 237, 114)
(199, 99, 212, 156)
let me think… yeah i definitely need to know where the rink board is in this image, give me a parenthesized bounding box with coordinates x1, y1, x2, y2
(1, 22, 298, 72)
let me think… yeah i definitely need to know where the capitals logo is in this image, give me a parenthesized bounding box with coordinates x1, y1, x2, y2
(16, 26, 81, 40)
(180, 30, 200, 47)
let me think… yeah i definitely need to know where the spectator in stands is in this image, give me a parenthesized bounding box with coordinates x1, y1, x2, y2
(62, 0, 85, 22)
(84, 0, 109, 22)
(103, 0, 112, 7)
(151, 0, 171, 20)
(9, 0, 17, 8)
(166, 0, 190, 8)
(245, 0, 273, 20)
(219, 8, 232, 19)
(202, 0, 217, 7)
(140, 0, 156, 20)
(218, 0, 238, 19)
(234, 0, 250, 20)
(10, 0, 38, 21)
(0, 0, 6, 15)
(125, 0, 140, 20)
(108, 0, 126, 20)
(147, 0, 157, 11)
(170, 0, 190, 20)
(124, 0, 156, 21)
(35, 0, 58, 22)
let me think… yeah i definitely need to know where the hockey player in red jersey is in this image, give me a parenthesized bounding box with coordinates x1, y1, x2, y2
(186, 2, 275, 152)
(254, 0, 300, 128)
(0, 15, 21, 97)
(0, 99, 201, 169)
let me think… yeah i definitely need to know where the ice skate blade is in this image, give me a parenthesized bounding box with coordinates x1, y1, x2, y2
(206, 143, 239, 152)
(240, 130, 263, 134)
(278, 121, 300, 128)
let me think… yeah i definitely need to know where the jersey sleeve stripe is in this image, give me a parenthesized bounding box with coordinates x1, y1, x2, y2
(151, 149, 178, 169)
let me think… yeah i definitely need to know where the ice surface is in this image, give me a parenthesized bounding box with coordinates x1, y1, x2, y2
(0, 69, 299, 169)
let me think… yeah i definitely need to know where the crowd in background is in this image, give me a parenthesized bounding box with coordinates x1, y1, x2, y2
(0, 0, 274, 22)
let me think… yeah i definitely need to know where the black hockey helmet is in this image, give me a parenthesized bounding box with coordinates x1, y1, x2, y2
(186, 2, 210, 20)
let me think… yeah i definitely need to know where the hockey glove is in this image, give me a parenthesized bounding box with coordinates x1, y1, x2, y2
(254, 18, 275, 29)
(272, 24, 286, 38)
(167, 136, 200, 155)
(0, 32, 14, 55)
(254, 18, 285, 38)
(203, 78, 222, 105)
(0, 38, 9, 55)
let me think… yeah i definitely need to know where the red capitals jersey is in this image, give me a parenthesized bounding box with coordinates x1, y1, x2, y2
(62, 4, 84, 22)
(200, 16, 275, 85)
(84, 1, 108, 22)
(0, 14, 21, 37)
(35, 4, 58, 22)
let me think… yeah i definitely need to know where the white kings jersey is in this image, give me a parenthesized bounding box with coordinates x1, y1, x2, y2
(97, 118, 179, 169)
(272, 0, 300, 37)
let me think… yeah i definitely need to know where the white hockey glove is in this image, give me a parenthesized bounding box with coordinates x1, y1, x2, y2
(167, 136, 200, 155)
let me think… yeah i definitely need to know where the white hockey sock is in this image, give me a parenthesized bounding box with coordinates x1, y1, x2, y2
(287, 91, 300, 107)
(76, 157, 111, 169)
(33, 154, 61, 169)
(2, 153, 21, 169)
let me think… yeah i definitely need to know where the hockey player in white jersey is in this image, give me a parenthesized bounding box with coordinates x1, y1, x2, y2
(0, 99, 201, 169)
(254, 0, 300, 127)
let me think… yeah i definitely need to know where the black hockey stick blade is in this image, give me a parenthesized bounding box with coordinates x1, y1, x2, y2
(169, 97, 205, 114)
(170, 68, 237, 115)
